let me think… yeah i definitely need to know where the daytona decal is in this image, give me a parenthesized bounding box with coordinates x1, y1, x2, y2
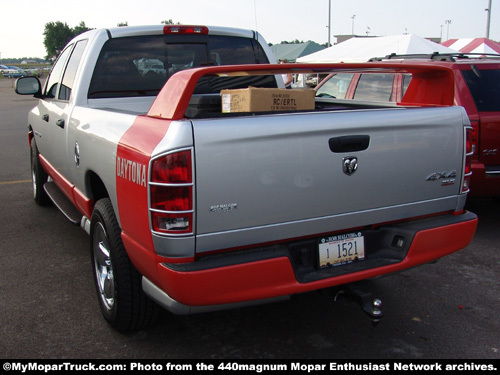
(116, 156, 147, 187)
(116, 115, 173, 262)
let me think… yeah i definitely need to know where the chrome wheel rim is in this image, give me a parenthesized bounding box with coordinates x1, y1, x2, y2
(32, 168, 37, 199)
(93, 222, 115, 311)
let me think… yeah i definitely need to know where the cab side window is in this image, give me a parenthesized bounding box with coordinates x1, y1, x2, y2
(44, 45, 73, 99)
(353, 73, 394, 101)
(402, 74, 412, 97)
(59, 40, 88, 101)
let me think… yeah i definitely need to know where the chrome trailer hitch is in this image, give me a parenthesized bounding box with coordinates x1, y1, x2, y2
(335, 284, 384, 326)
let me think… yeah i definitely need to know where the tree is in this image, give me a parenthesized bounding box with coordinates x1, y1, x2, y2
(43, 21, 92, 60)
(73, 21, 91, 36)
(280, 39, 305, 44)
(43, 21, 73, 60)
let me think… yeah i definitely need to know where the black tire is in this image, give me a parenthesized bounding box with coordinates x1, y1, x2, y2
(30, 140, 51, 206)
(90, 198, 160, 332)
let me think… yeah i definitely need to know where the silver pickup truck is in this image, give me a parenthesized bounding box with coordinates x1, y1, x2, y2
(16, 25, 478, 331)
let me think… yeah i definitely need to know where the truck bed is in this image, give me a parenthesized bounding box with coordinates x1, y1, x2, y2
(184, 93, 401, 119)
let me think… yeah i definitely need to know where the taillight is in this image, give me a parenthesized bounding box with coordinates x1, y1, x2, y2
(468, 119, 480, 155)
(462, 127, 473, 193)
(163, 25, 209, 35)
(151, 150, 192, 183)
(149, 149, 194, 235)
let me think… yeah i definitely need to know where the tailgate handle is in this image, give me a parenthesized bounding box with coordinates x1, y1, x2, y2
(329, 135, 370, 153)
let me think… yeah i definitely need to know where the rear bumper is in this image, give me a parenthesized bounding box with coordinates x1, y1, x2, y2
(469, 161, 500, 196)
(144, 211, 478, 314)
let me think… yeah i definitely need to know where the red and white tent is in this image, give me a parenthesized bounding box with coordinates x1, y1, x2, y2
(441, 38, 500, 55)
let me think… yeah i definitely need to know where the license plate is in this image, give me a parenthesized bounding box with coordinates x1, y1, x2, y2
(318, 232, 365, 268)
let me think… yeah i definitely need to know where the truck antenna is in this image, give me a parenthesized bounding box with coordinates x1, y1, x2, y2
(254, 0, 259, 32)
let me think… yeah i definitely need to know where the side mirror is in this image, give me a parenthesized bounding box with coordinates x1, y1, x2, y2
(15, 76, 42, 97)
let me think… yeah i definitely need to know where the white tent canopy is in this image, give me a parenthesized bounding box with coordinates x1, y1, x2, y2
(297, 34, 459, 63)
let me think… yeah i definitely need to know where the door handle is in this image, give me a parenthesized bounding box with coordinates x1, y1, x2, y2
(56, 119, 65, 129)
(329, 135, 370, 153)
(42, 114, 49, 122)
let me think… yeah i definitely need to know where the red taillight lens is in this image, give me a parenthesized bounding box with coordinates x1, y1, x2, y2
(163, 25, 209, 35)
(469, 119, 479, 155)
(464, 162, 471, 175)
(151, 150, 192, 183)
(466, 137, 472, 155)
(150, 149, 194, 235)
(150, 185, 192, 211)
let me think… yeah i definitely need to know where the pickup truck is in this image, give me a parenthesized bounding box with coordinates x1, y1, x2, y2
(16, 25, 478, 332)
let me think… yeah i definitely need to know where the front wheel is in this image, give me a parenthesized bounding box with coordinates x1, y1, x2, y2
(90, 198, 160, 331)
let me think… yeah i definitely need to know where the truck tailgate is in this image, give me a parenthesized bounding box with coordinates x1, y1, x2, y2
(192, 106, 468, 253)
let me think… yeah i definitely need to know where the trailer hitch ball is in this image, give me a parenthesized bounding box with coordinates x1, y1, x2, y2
(340, 286, 384, 326)
(371, 299, 383, 322)
(363, 297, 383, 327)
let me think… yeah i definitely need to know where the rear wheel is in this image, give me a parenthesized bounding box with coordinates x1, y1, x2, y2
(30, 141, 51, 206)
(90, 198, 160, 331)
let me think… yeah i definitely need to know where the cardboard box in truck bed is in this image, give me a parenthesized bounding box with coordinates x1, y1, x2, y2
(221, 87, 315, 113)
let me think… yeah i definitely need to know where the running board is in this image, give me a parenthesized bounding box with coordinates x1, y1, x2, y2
(44, 181, 82, 225)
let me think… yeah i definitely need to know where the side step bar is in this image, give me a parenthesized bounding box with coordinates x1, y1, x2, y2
(44, 181, 83, 225)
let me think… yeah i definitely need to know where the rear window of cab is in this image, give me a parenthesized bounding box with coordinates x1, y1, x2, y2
(88, 34, 276, 98)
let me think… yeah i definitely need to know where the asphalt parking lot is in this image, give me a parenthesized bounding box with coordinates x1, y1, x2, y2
(0, 78, 499, 360)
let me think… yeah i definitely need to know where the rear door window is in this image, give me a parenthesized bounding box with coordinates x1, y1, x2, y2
(402, 74, 412, 97)
(44, 45, 73, 99)
(59, 40, 88, 101)
(461, 68, 500, 111)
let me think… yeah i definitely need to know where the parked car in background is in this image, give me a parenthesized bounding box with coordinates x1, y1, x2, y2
(1, 64, 16, 76)
(1, 65, 26, 78)
(316, 53, 500, 197)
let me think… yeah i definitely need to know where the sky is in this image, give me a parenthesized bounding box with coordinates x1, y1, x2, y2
(1, 0, 498, 58)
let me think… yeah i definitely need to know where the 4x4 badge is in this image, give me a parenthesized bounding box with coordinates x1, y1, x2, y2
(343, 157, 358, 176)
